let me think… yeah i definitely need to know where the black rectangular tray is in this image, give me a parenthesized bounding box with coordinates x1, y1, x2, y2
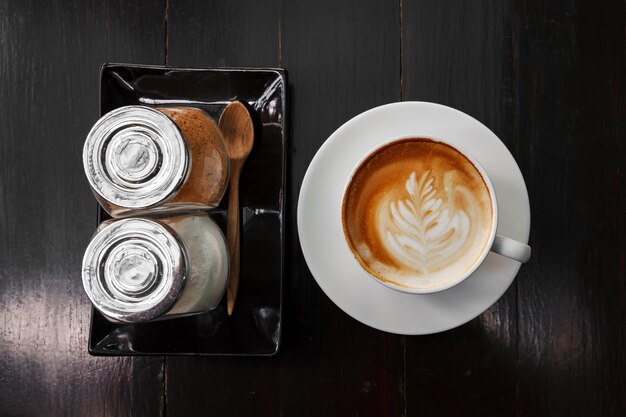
(88, 64, 286, 356)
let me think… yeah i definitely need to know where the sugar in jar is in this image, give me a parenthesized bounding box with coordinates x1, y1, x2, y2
(82, 213, 229, 323)
(83, 106, 229, 217)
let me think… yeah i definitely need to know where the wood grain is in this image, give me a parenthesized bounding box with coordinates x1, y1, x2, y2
(402, 1, 518, 415)
(165, 0, 404, 416)
(165, 0, 280, 68)
(0, 0, 165, 416)
(515, 0, 626, 415)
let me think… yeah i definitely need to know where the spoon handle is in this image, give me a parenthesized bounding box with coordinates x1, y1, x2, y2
(226, 172, 241, 315)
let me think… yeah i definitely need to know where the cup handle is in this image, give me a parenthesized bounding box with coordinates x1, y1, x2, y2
(491, 235, 531, 263)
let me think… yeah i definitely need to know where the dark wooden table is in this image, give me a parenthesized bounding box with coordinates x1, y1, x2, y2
(1, 0, 624, 416)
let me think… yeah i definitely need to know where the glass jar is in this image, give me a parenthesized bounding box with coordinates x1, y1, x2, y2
(82, 213, 229, 323)
(83, 105, 229, 217)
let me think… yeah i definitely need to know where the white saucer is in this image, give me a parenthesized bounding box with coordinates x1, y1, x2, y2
(297, 102, 530, 335)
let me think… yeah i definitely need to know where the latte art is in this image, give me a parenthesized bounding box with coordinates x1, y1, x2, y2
(342, 138, 494, 290)
(385, 170, 471, 274)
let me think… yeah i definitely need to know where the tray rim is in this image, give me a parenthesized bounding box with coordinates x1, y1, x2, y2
(87, 63, 287, 357)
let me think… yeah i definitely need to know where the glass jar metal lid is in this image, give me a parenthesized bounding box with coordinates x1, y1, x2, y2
(83, 106, 189, 209)
(82, 218, 188, 322)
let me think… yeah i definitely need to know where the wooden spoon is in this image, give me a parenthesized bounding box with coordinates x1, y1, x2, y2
(219, 101, 254, 316)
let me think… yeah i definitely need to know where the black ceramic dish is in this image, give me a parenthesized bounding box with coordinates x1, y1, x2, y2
(88, 64, 286, 356)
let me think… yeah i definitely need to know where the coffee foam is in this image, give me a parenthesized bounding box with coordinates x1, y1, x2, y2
(342, 138, 493, 290)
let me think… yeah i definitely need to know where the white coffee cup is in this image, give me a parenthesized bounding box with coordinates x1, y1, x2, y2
(342, 136, 531, 295)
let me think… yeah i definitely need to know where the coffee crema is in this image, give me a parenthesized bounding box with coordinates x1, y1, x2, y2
(342, 138, 494, 290)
